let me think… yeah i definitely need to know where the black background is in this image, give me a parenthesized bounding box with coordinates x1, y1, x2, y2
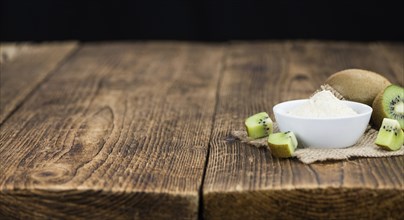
(1, 0, 403, 42)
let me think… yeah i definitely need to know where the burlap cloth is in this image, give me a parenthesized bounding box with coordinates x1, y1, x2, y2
(232, 85, 404, 164)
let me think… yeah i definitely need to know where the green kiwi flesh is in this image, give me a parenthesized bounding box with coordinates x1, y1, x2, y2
(267, 131, 298, 158)
(245, 112, 273, 139)
(375, 118, 404, 151)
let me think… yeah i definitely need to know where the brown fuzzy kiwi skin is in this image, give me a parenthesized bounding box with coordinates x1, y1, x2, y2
(325, 69, 391, 106)
(371, 90, 386, 129)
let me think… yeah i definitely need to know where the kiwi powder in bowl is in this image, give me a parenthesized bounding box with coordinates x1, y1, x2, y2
(273, 91, 372, 148)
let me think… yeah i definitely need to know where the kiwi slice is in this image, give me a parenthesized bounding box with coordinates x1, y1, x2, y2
(245, 112, 273, 139)
(375, 118, 404, 151)
(267, 131, 298, 158)
(372, 84, 404, 129)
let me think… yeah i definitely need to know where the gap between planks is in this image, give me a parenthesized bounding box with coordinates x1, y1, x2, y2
(198, 43, 228, 220)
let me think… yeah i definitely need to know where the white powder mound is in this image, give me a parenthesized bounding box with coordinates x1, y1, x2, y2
(288, 90, 358, 118)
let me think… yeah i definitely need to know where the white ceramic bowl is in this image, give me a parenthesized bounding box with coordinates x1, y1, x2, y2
(273, 99, 372, 148)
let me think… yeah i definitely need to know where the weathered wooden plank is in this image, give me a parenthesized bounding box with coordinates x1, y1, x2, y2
(372, 42, 404, 86)
(0, 42, 78, 124)
(203, 41, 404, 220)
(0, 42, 224, 219)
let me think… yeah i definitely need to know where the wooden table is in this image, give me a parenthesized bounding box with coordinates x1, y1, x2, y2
(0, 41, 403, 220)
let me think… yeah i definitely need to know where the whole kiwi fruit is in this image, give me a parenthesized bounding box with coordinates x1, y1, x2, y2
(371, 84, 404, 130)
(325, 69, 391, 106)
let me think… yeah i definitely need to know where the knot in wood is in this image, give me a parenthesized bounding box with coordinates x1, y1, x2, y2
(30, 164, 71, 183)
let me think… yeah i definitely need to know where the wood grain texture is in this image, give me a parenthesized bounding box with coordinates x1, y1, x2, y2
(1, 41, 403, 219)
(203, 41, 404, 220)
(372, 43, 404, 86)
(0, 42, 78, 124)
(0, 42, 224, 219)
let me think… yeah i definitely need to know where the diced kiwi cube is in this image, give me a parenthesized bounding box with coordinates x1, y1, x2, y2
(267, 131, 298, 158)
(245, 112, 273, 139)
(375, 118, 404, 151)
